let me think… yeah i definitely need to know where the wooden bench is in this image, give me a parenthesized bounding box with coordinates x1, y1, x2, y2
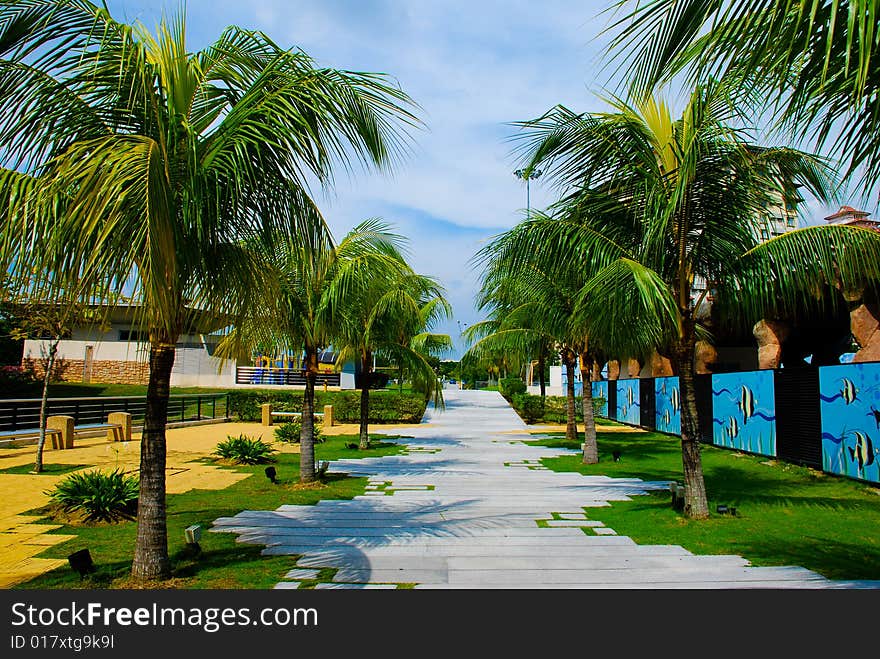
(261, 404, 334, 428)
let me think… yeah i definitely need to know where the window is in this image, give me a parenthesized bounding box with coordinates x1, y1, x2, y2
(119, 330, 150, 343)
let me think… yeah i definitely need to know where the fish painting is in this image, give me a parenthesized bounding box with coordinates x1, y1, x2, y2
(726, 416, 740, 441)
(737, 386, 757, 424)
(621, 405, 628, 419)
(662, 409, 671, 426)
(841, 378, 858, 405)
(626, 386, 635, 407)
(671, 387, 680, 414)
(870, 407, 880, 430)
(848, 432, 876, 470)
(661, 380, 668, 395)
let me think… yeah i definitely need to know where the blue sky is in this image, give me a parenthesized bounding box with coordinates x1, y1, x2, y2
(104, 0, 854, 358)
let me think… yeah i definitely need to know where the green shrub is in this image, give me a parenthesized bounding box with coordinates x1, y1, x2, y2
(227, 390, 427, 424)
(214, 434, 277, 465)
(512, 393, 545, 423)
(274, 419, 323, 444)
(47, 469, 139, 522)
(500, 377, 526, 399)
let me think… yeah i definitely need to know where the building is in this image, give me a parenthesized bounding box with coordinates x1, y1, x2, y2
(823, 205, 880, 231)
(20, 305, 355, 389)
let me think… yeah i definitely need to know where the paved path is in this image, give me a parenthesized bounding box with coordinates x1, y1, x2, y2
(213, 390, 870, 589)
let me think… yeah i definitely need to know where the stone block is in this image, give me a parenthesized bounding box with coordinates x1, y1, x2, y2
(107, 412, 132, 441)
(323, 404, 334, 428)
(46, 415, 74, 450)
(261, 403, 273, 426)
(607, 360, 620, 380)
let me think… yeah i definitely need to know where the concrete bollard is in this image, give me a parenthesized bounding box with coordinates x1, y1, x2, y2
(47, 415, 75, 450)
(261, 403, 273, 426)
(107, 412, 132, 441)
(323, 404, 334, 428)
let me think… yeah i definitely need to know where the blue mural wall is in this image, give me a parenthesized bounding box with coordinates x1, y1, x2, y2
(819, 363, 880, 484)
(711, 371, 777, 456)
(616, 379, 640, 425)
(592, 381, 608, 417)
(655, 376, 681, 435)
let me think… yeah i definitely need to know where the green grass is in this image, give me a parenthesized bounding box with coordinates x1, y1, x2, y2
(0, 463, 88, 475)
(15, 383, 232, 399)
(527, 431, 880, 580)
(15, 436, 410, 589)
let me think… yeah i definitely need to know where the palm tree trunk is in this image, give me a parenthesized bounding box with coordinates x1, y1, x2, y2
(300, 345, 318, 483)
(579, 352, 598, 464)
(358, 349, 372, 450)
(563, 350, 578, 442)
(131, 337, 176, 582)
(33, 339, 59, 474)
(538, 348, 546, 399)
(676, 321, 709, 519)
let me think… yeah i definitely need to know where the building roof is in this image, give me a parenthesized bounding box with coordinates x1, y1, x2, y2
(824, 205, 871, 222)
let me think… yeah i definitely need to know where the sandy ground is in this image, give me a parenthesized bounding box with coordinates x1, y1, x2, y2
(0, 419, 424, 588)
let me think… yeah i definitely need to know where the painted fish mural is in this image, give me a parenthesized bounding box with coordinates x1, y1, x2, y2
(626, 386, 635, 408)
(726, 416, 740, 440)
(849, 431, 876, 471)
(738, 385, 757, 425)
(841, 378, 858, 405)
(671, 387, 680, 414)
(662, 409, 671, 426)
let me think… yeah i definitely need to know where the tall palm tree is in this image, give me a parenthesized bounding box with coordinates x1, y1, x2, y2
(511, 80, 878, 518)
(0, 2, 417, 580)
(216, 219, 410, 483)
(606, 0, 880, 197)
(333, 247, 450, 450)
(471, 214, 603, 460)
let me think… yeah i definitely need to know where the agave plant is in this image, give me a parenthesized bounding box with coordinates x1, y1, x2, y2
(214, 435, 277, 465)
(48, 469, 139, 523)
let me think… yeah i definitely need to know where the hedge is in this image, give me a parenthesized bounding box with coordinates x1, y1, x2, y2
(510, 393, 607, 425)
(227, 390, 427, 424)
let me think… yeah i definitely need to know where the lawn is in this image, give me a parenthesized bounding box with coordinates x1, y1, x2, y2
(15, 434, 409, 589)
(29, 383, 231, 398)
(527, 430, 880, 580)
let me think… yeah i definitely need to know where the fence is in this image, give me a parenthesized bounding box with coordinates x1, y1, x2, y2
(0, 393, 230, 434)
(593, 361, 880, 485)
(235, 367, 341, 387)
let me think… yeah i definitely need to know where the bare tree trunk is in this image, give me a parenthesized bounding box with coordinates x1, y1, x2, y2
(579, 351, 598, 465)
(33, 339, 59, 474)
(131, 338, 176, 582)
(358, 349, 372, 450)
(538, 348, 546, 399)
(563, 350, 578, 443)
(676, 320, 709, 520)
(300, 345, 318, 483)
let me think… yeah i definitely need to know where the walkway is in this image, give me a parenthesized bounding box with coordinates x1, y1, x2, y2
(213, 390, 861, 589)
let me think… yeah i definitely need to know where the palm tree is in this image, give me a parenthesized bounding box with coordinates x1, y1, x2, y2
(606, 0, 880, 197)
(333, 244, 450, 450)
(0, 2, 417, 580)
(216, 219, 410, 482)
(511, 80, 879, 518)
(471, 214, 603, 460)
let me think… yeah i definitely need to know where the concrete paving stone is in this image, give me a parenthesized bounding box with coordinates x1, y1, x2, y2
(544, 520, 606, 528)
(283, 568, 321, 580)
(315, 583, 398, 589)
(273, 582, 302, 589)
(593, 528, 618, 535)
(557, 513, 589, 520)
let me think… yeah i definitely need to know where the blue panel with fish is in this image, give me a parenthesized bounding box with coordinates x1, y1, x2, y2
(711, 371, 776, 456)
(616, 379, 641, 425)
(818, 363, 880, 483)
(655, 376, 682, 435)
(592, 380, 608, 417)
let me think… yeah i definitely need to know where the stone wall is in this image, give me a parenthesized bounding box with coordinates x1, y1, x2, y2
(24, 357, 149, 385)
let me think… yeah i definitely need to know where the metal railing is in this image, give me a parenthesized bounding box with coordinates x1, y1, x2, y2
(0, 393, 230, 433)
(235, 367, 340, 387)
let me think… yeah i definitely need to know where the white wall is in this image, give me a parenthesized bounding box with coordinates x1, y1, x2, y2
(23, 338, 147, 363)
(169, 347, 236, 388)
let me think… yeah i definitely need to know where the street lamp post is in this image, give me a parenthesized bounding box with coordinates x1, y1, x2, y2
(514, 168, 542, 220)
